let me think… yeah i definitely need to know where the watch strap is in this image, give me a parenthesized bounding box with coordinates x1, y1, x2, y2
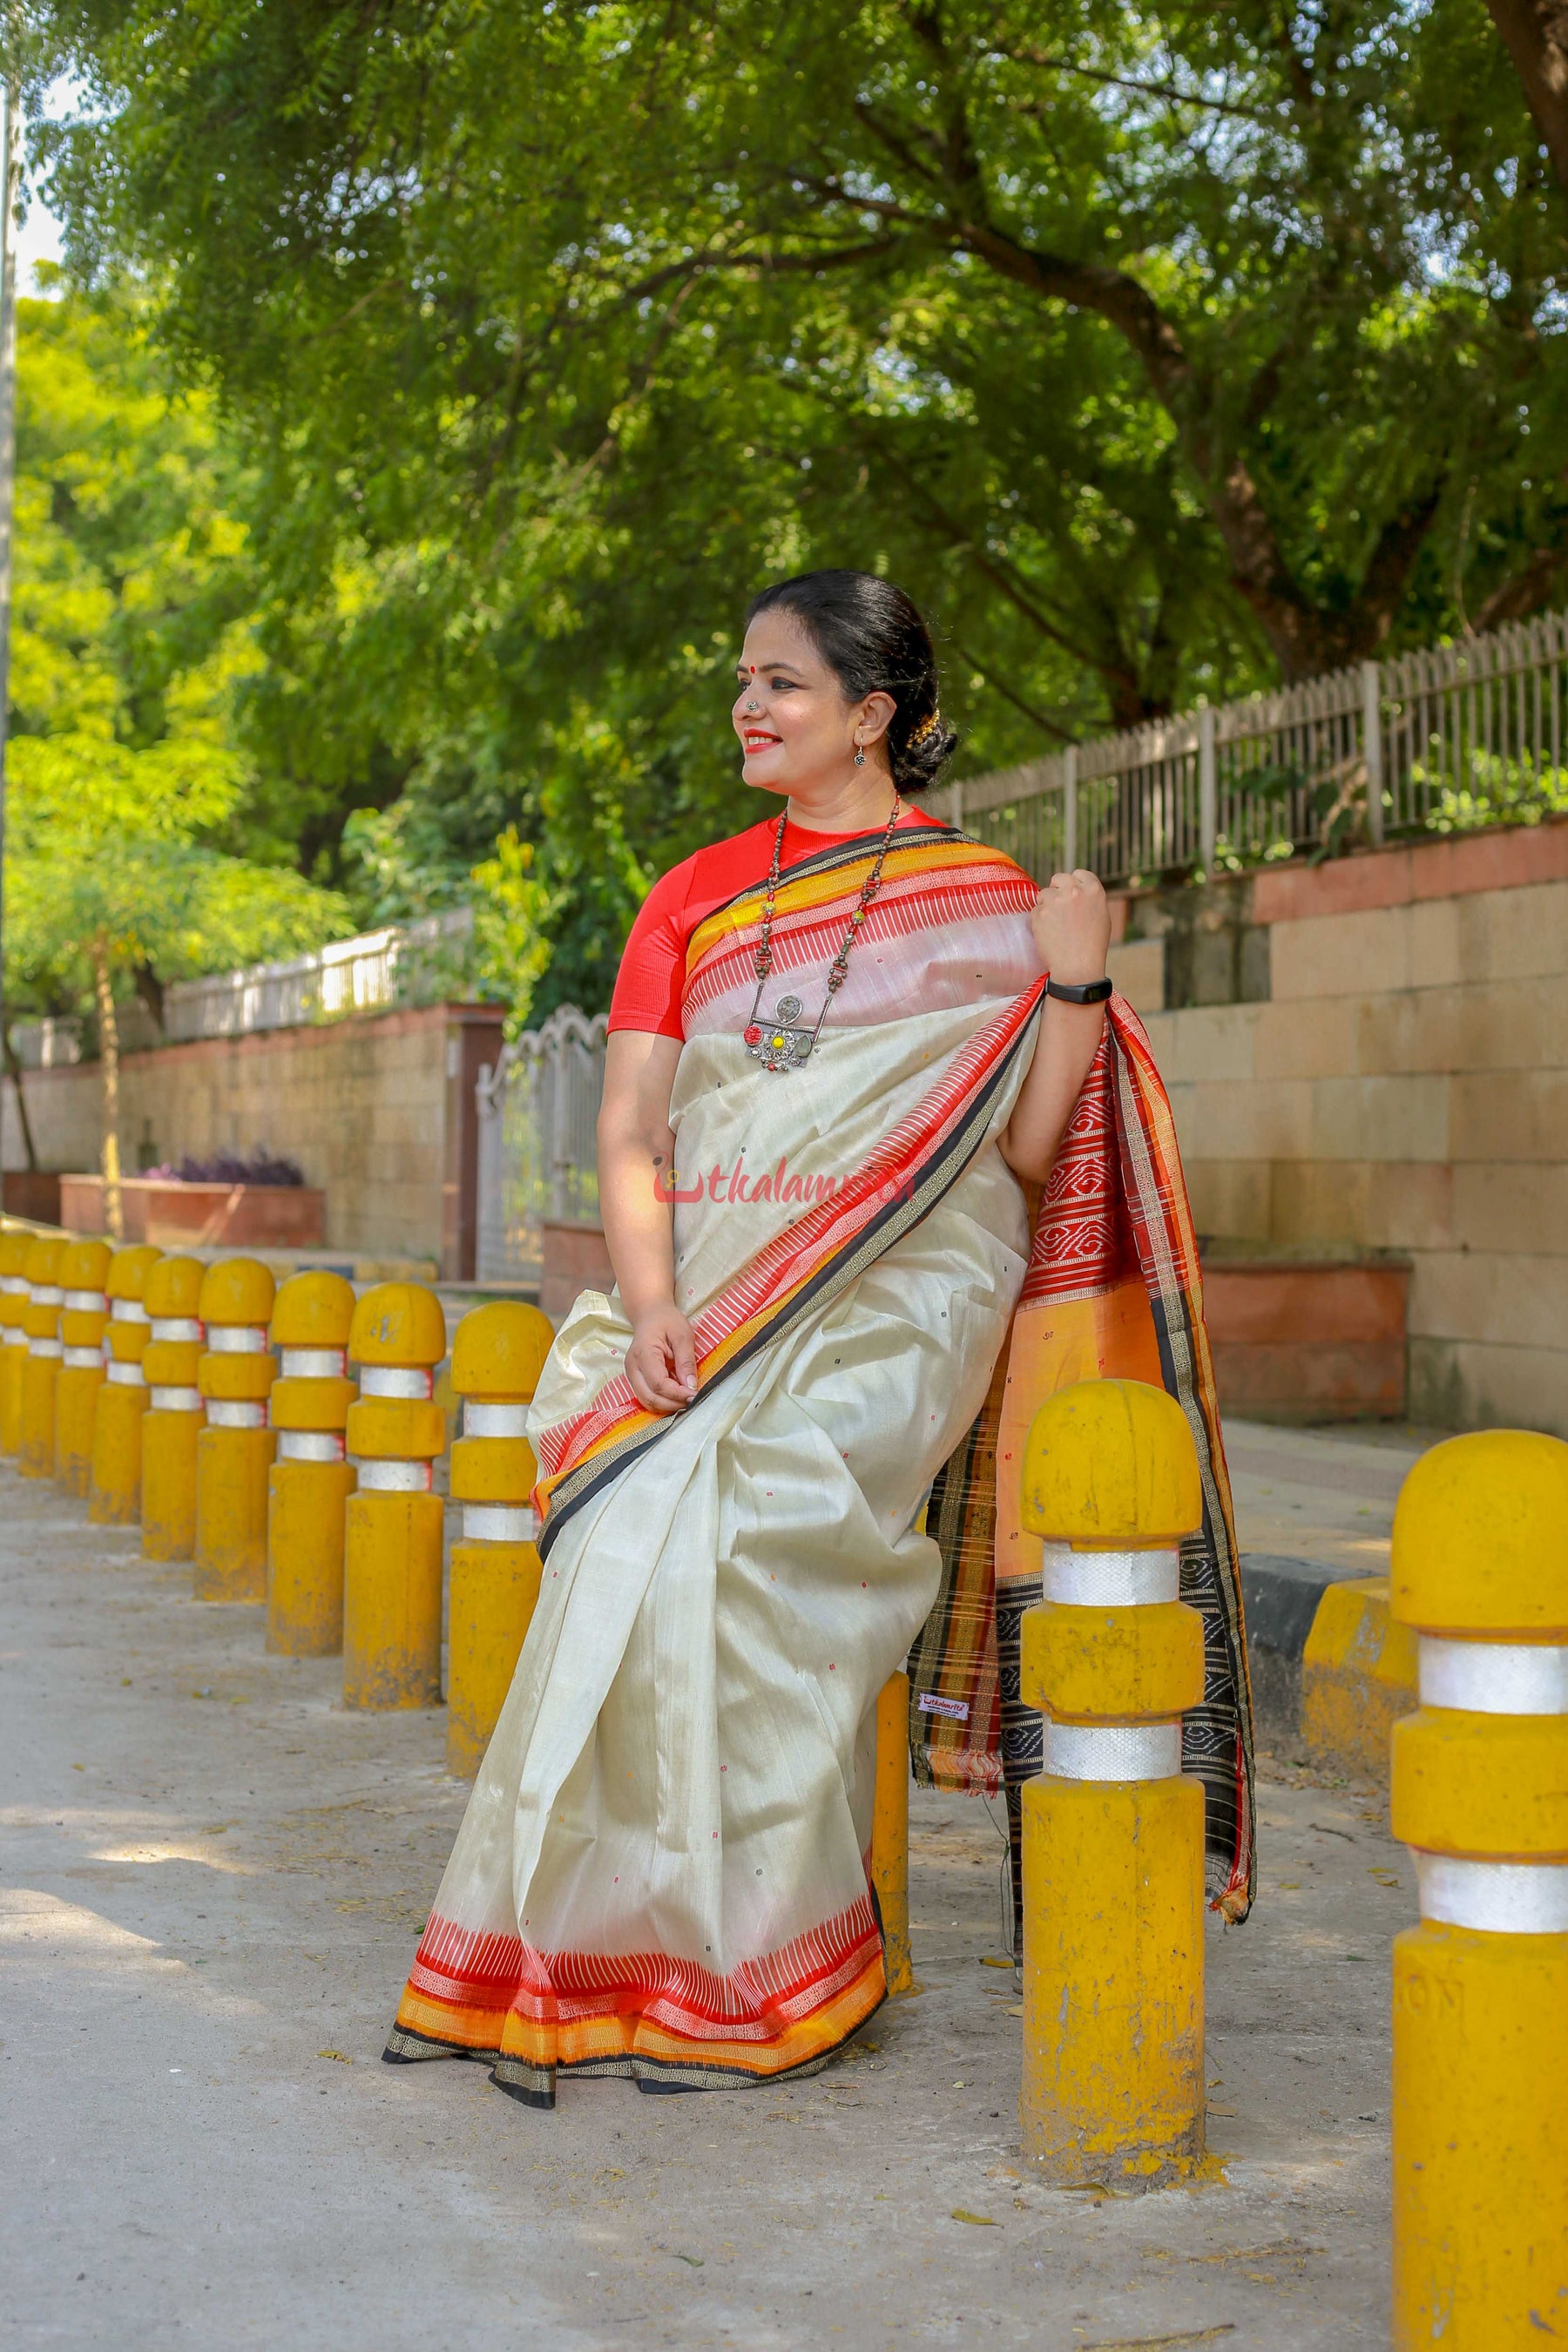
(1045, 976, 1113, 1005)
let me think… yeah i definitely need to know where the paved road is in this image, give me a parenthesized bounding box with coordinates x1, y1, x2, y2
(2, 1435, 1409, 2350)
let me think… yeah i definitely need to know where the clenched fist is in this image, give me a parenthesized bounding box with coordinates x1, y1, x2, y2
(1028, 868, 1112, 986)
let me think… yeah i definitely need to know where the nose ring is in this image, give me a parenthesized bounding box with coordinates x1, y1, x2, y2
(745, 700, 760, 714)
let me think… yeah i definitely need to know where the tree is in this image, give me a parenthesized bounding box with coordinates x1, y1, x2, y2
(34, 1, 1568, 1006)
(4, 284, 348, 1212)
(7, 728, 346, 1230)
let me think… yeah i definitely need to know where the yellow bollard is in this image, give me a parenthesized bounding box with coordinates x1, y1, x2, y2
(871, 1670, 914, 1995)
(342, 1282, 448, 1711)
(445, 1301, 554, 1775)
(1017, 1378, 1207, 2188)
(1389, 1429, 1568, 2349)
(140, 1254, 206, 1561)
(266, 1270, 356, 1655)
(54, 1237, 114, 1498)
(89, 1244, 162, 1524)
(18, 1234, 67, 1480)
(0, 1227, 32, 1455)
(193, 1258, 276, 1603)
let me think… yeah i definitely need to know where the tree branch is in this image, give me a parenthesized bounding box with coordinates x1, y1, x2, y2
(1484, 0, 1568, 199)
(981, 38, 1267, 122)
(950, 639, 1077, 742)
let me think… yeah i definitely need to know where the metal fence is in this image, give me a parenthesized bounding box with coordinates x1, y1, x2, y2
(949, 609, 1568, 886)
(160, 908, 475, 1044)
(475, 1004, 609, 1285)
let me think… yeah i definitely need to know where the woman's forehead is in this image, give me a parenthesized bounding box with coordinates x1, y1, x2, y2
(738, 610, 824, 675)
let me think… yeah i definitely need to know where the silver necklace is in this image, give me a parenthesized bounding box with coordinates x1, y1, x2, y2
(742, 794, 902, 1072)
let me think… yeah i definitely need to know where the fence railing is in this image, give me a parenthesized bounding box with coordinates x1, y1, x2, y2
(475, 1004, 609, 1286)
(949, 610, 1568, 885)
(159, 908, 475, 1044)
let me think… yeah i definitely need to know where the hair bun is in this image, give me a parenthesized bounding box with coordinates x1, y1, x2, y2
(892, 705, 959, 794)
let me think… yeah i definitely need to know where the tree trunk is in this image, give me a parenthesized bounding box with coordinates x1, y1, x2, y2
(1487, 0, 1568, 199)
(2, 1017, 36, 1171)
(91, 941, 123, 1241)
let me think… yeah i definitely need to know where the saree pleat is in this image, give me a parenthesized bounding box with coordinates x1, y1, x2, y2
(387, 828, 1254, 2110)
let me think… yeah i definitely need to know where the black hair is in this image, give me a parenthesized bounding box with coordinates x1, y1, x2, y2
(745, 568, 959, 794)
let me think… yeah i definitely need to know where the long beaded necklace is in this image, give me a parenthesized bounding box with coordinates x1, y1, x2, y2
(742, 793, 903, 1072)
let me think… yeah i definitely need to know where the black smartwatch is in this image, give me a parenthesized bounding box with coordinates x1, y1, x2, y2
(1045, 976, 1113, 1004)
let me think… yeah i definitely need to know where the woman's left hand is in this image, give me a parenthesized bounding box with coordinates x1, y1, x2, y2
(1028, 868, 1112, 984)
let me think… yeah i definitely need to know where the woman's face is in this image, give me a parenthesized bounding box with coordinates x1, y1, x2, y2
(732, 611, 890, 795)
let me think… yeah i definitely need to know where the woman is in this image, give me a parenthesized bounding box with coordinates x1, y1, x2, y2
(388, 571, 1253, 2108)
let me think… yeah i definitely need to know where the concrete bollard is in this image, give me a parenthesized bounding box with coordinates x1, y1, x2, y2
(445, 1301, 554, 1775)
(342, 1282, 448, 1711)
(871, 1670, 914, 1996)
(18, 1234, 68, 1480)
(89, 1245, 162, 1525)
(266, 1270, 356, 1656)
(193, 1259, 276, 1604)
(55, 1238, 114, 1498)
(140, 1254, 206, 1561)
(1017, 1378, 1207, 2188)
(1389, 1429, 1568, 2349)
(0, 1227, 32, 1456)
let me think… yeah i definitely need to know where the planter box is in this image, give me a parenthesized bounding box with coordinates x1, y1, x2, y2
(1201, 1258, 1409, 1423)
(3, 1171, 63, 1226)
(539, 1219, 616, 1322)
(58, 1174, 325, 1250)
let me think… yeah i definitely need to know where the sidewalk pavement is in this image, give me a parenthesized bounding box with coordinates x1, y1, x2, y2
(1226, 1416, 1438, 1584)
(3, 1427, 1419, 2350)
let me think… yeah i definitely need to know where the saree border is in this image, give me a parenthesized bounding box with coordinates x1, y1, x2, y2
(536, 979, 1045, 1561)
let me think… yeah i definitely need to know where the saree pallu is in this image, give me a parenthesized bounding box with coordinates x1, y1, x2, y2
(387, 825, 1254, 2106)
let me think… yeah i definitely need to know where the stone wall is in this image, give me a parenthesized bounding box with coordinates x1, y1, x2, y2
(1106, 820, 1568, 1437)
(2, 1003, 505, 1277)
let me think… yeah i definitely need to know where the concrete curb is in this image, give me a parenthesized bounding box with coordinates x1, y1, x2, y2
(1242, 1551, 1416, 1781)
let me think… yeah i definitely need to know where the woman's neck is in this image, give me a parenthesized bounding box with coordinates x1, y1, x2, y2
(782, 768, 901, 835)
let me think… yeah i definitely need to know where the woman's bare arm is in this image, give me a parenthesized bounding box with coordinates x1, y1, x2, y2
(597, 1030, 698, 1413)
(998, 869, 1114, 1186)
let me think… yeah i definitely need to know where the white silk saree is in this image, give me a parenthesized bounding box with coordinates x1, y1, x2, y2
(387, 824, 1254, 2105)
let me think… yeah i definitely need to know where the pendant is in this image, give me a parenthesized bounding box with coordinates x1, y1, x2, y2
(743, 994, 814, 1073)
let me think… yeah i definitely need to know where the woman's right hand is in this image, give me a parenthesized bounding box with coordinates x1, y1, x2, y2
(625, 1302, 700, 1414)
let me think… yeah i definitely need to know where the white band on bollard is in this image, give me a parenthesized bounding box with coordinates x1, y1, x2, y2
(465, 1401, 531, 1439)
(463, 1503, 536, 1543)
(1416, 1853, 1568, 1935)
(206, 1326, 268, 1354)
(30, 1286, 63, 1308)
(1, 1275, 25, 1295)
(279, 1347, 346, 1381)
(276, 1429, 346, 1463)
(3, 1326, 29, 1347)
(105, 1362, 145, 1387)
(206, 1400, 267, 1429)
(1418, 1634, 1568, 1717)
(1040, 1541, 1181, 1608)
(64, 1346, 103, 1369)
(30, 1337, 63, 1359)
(151, 1317, 204, 1344)
(1043, 1719, 1184, 1781)
(358, 1365, 434, 1401)
(64, 1288, 105, 1313)
(111, 1300, 150, 1324)
(150, 1386, 202, 1413)
(354, 1457, 433, 1491)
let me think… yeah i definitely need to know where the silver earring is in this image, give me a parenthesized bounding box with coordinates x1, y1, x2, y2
(853, 741, 866, 767)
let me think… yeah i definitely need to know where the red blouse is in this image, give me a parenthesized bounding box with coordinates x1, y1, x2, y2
(607, 807, 942, 1040)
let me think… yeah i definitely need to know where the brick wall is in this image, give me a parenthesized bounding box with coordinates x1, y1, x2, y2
(1106, 821, 1568, 1437)
(3, 1003, 505, 1276)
